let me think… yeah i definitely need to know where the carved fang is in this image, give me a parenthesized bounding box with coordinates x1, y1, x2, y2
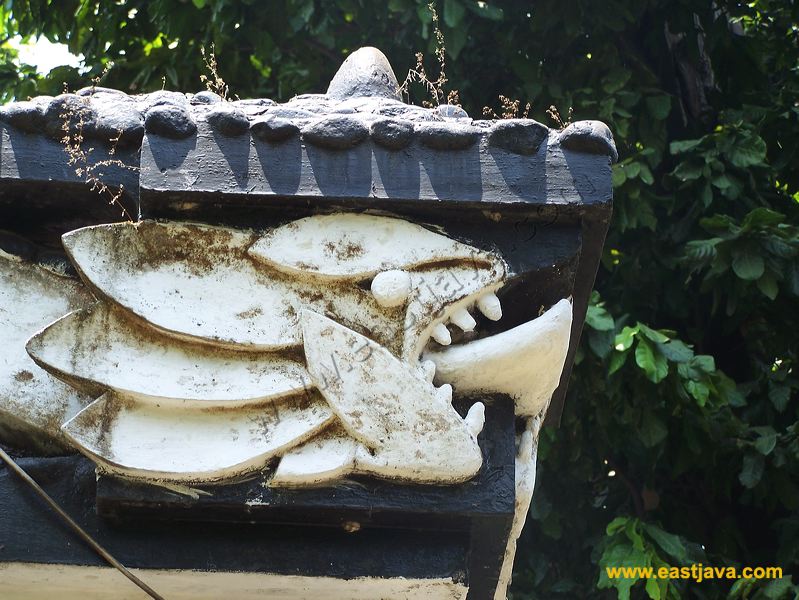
(477, 292, 502, 321)
(464, 402, 486, 437)
(436, 384, 453, 405)
(431, 323, 452, 346)
(424, 299, 573, 417)
(420, 360, 436, 382)
(450, 308, 477, 332)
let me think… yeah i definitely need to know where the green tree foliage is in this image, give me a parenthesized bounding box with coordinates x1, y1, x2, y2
(2, 1, 798, 597)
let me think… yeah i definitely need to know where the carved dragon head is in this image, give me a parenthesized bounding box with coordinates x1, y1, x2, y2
(25, 213, 572, 485)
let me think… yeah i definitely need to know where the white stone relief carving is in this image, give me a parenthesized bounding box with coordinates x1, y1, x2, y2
(424, 298, 573, 417)
(62, 391, 334, 481)
(248, 213, 494, 279)
(27, 302, 310, 406)
(271, 424, 358, 487)
(300, 310, 484, 484)
(0, 250, 93, 453)
(494, 416, 541, 600)
(12, 213, 573, 489)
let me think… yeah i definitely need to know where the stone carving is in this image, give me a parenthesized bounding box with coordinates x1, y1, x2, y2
(0, 48, 616, 175)
(0, 46, 614, 599)
(0, 251, 93, 453)
(21, 213, 572, 486)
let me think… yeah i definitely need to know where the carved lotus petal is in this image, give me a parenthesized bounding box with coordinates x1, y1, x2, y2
(248, 213, 498, 279)
(0, 251, 92, 453)
(63, 391, 334, 481)
(271, 424, 357, 487)
(27, 302, 310, 406)
(62, 221, 389, 351)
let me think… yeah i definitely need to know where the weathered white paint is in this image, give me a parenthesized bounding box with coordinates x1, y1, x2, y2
(27, 302, 309, 406)
(26, 215, 570, 498)
(302, 310, 484, 484)
(0, 251, 92, 453)
(494, 416, 541, 600)
(272, 424, 357, 487)
(61, 219, 508, 363)
(248, 213, 497, 279)
(424, 299, 573, 416)
(63, 392, 335, 482)
(61, 221, 391, 351)
(0, 563, 468, 600)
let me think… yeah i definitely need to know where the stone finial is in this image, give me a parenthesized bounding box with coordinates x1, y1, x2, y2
(326, 47, 401, 101)
(558, 120, 619, 162)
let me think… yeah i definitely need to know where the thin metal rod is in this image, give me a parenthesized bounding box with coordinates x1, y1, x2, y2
(0, 447, 166, 600)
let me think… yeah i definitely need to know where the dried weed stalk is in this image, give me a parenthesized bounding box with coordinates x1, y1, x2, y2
(546, 105, 573, 129)
(482, 95, 532, 120)
(200, 43, 229, 101)
(60, 71, 137, 223)
(400, 3, 455, 108)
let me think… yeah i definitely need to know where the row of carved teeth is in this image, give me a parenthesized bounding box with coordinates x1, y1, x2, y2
(419, 362, 484, 435)
(429, 292, 503, 346)
(420, 360, 451, 402)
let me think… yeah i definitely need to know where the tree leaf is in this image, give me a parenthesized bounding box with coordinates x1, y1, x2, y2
(658, 339, 694, 362)
(712, 173, 733, 189)
(443, 0, 466, 28)
(589, 329, 615, 358)
(757, 272, 779, 300)
(684, 238, 721, 262)
(638, 323, 670, 344)
(686, 380, 710, 406)
(742, 207, 784, 229)
(673, 160, 703, 181)
(465, 0, 503, 20)
(726, 135, 767, 168)
(606, 516, 631, 535)
(732, 247, 765, 280)
(768, 383, 791, 412)
(615, 326, 639, 352)
(669, 138, 703, 154)
(639, 411, 668, 447)
(645, 95, 671, 120)
(612, 165, 627, 187)
(639, 164, 654, 185)
(623, 162, 641, 178)
(644, 577, 661, 600)
(739, 453, 765, 488)
(586, 304, 615, 331)
(754, 428, 777, 456)
(643, 523, 689, 564)
(635, 338, 669, 383)
(609, 349, 630, 375)
(692, 355, 716, 373)
(762, 577, 793, 599)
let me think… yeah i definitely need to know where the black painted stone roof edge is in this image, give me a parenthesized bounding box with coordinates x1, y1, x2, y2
(0, 47, 617, 188)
